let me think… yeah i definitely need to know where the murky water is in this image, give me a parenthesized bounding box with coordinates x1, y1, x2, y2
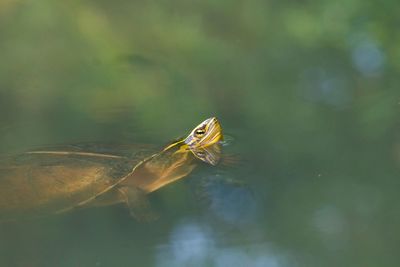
(1, 1, 399, 267)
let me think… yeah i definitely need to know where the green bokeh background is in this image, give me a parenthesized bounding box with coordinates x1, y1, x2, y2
(0, 1, 399, 266)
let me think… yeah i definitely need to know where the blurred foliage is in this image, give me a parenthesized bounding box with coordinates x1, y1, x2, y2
(0, 0, 399, 266)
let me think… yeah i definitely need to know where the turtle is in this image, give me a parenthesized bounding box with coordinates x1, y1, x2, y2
(0, 117, 223, 222)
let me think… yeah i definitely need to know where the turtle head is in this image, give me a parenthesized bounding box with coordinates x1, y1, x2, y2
(184, 117, 223, 149)
(161, 117, 223, 166)
(183, 117, 223, 166)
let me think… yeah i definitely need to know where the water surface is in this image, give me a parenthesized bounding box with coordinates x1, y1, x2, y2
(0, 1, 399, 266)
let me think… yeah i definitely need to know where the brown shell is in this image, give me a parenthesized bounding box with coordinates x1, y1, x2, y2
(0, 147, 151, 221)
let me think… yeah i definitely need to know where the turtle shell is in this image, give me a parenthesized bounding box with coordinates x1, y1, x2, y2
(0, 145, 154, 221)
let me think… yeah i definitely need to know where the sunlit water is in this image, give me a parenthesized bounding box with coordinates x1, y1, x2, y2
(1, 1, 399, 266)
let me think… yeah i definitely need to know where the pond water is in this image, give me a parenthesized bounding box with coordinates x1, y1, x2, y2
(0, 1, 399, 267)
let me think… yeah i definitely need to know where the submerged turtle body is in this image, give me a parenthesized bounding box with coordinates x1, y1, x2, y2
(0, 117, 223, 222)
(0, 150, 145, 220)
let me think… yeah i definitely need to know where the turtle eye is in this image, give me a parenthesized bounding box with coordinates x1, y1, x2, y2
(195, 128, 206, 137)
